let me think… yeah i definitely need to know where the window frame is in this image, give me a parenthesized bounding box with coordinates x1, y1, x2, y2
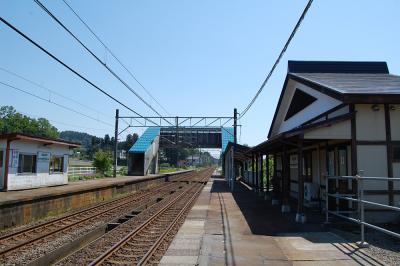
(302, 151, 313, 183)
(17, 153, 37, 175)
(327, 149, 336, 177)
(337, 147, 348, 177)
(49, 155, 64, 174)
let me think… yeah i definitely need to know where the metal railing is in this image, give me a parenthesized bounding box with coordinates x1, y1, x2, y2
(68, 166, 97, 179)
(325, 173, 400, 247)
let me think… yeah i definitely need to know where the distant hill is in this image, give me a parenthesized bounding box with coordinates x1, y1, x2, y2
(60, 131, 93, 149)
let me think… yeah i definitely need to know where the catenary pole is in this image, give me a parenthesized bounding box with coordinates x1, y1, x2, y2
(114, 109, 119, 178)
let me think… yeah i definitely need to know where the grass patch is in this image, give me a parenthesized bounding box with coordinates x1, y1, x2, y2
(159, 165, 196, 173)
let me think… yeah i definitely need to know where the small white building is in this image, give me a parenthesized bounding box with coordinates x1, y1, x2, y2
(0, 133, 80, 191)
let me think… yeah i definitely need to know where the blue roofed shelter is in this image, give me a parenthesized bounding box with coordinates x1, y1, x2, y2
(128, 127, 160, 176)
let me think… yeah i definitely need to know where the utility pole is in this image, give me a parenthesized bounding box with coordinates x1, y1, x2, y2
(232, 108, 237, 190)
(175, 116, 179, 167)
(113, 109, 119, 178)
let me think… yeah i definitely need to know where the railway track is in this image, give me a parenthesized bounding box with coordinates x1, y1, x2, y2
(0, 171, 197, 263)
(59, 168, 213, 266)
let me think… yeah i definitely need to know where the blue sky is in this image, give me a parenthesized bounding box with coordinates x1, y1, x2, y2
(1, 0, 399, 146)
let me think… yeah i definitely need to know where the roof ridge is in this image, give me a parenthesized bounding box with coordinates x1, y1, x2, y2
(288, 60, 389, 74)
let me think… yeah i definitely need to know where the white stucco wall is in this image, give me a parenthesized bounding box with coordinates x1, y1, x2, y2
(357, 145, 387, 190)
(327, 105, 350, 119)
(393, 163, 400, 190)
(390, 104, 400, 141)
(144, 135, 160, 175)
(304, 120, 351, 140)
(356, 104, 386, 141)
(2, 140, 70, 190)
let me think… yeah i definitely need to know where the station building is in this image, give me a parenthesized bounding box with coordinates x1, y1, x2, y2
(0, 133, 80, 191)
(243, 61, 400, 223)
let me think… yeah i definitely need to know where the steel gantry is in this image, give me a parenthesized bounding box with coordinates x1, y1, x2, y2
(112, 109, 238, 184)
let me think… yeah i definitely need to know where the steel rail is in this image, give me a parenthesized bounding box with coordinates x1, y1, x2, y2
(0, 172, 195, 256)
(88, 185, 198, 265)
(137, 175, 208, 265)
(0, 182, 181, 256)
(89, 169, 212, 265)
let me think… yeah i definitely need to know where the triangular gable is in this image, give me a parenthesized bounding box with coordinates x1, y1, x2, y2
(268, 76, 343, 137)
(284, 89, 317, 121)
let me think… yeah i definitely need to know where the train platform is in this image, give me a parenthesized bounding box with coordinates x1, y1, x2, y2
(0, 171, 190, 229)
(161, 176, 381, 266)
(0, 174, 161, 206)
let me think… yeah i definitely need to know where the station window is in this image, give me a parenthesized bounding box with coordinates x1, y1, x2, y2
(0, 151, 3, 167)
(50, 156, 64, 174)
(302, 152, 312, 182)
(327, 150, 335, 176)
(18, 154, 37, 174)
(393, 146, 400, 162)
(338, 148, 348, 176)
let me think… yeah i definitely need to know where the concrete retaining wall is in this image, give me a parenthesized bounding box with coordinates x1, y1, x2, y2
(0, 171, 190, 230)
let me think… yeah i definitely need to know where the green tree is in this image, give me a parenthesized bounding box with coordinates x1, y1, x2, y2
(93, 150, 112, 175)
(124, 133, 138, 151)
(0, 106, 59, 138)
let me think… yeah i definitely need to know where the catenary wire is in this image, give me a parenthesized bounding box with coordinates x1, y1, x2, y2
(0, 16, 159, 126)
(33, 0, 172, 126)
(0, 80, 114, 127)
(61, 0, 171, 116)
(0, 66, 111, 120)
(239, 0, 313, 119)
(19, 111, 109, 131)
(0, 66, 131, 127)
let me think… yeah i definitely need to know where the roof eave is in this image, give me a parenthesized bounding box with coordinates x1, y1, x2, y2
(0, 133, 80, 148)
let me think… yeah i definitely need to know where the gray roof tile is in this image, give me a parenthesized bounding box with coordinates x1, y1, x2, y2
(290, 73, 400, 94)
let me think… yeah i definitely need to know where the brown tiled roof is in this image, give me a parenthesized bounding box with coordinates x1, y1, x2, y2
(0, 133, 80, 148)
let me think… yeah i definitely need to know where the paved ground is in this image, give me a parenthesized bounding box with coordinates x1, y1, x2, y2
(161, 177, 383, 266)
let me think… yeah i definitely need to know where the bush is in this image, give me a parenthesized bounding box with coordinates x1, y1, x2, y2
(93, 150, 112, 175)
(118, 166, 127, 176)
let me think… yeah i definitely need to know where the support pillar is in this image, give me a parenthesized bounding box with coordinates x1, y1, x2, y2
(385, 104, 394, 205)
(246, 161, 249, 183)
(265, 154, 270, 200)
(271, 153, 279, 205)
(232, 108, 237, 191)
(296, 138, 306, 223)
(281, 145, 290, 213)
(259, 154, 264, 197)
(252, 153, 255, 188)
(3, 139, 11, 191)
(113, 109, 119, 178)
(255, 153, 259, 194)
(350, 104, 358, 196)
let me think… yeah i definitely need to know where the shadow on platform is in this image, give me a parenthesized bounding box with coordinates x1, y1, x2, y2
(210, 178, 326, 237)
(209, 178, 386, 266)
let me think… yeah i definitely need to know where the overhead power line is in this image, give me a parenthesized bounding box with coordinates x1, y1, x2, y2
(0, 66, 112, 120)
(33, 0, 171, 126)
(61, 0, 170, 116)
(0, 80, 114, 127)
(0, 16, 158, 126)
(20, 111, 109, 131)
(239, 0, 313, 119)
(0, 66, 133, 127)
